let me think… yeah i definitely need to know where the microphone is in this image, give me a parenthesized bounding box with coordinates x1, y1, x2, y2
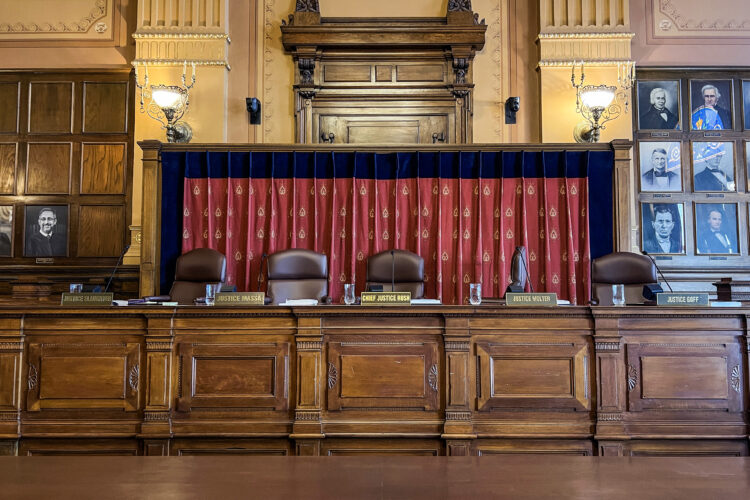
(257, 253, 268, 292)
(516, 246, 534, 293)
(104, 244, 131, 293)
(390, 249, 396, 293)
(641, 250, 673, 292)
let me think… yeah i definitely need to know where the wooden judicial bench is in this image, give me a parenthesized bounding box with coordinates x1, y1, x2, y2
(0, 304, 747, 457)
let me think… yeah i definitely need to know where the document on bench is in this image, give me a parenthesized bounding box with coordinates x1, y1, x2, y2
(279, 299, 319, 306)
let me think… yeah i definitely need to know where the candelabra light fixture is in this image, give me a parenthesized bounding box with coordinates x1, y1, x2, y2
(134, 62, 196, 143)
(571, 60, 635, 143)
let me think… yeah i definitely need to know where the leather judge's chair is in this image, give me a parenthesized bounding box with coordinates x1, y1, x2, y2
(591, 252, 658, 305)
(365, 249, 425, 299)
(266, 249, 329, 305)
(169, 248, 226, 305)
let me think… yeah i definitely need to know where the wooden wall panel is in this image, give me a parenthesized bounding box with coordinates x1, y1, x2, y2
(81, 143, 125, 194)
(83, 83, 128, 134)
(0, 83, 19, 134)
(25, 143, 71, 194)
(77, 205, 124, 257)
(28, 82, 73, 134)
(0, 143, 17, 194)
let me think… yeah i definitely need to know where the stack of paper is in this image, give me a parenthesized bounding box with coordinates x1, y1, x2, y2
(410, 299, 442, 305)
(279, 299, 319, 306)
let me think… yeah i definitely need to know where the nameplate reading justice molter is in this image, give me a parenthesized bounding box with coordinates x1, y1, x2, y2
(656, 293, 709, 306)
(61, 293, 114, 306)
(215, 292, 265, 305)
(505, 293, 558, 306)
(360, 292, 411, 305)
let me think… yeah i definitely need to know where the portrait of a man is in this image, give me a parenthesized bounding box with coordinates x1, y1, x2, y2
(696, 204, 738, 255)
(639, 141, 681, 192)
(0, 206, 11, 257)
(642, 203, 684, 254)
(24, 206, 67, 257)
(743, 81, 750, 130)
(691, 80, 733, 130)
(638, 81, 680, 130)
(692, 142, 735, 192)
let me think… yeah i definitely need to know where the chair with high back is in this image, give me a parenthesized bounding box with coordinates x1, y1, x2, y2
(169, 248, 226, 305)
(591, 251, 658, 305)
(265, 249, 329, 305)
(365, 249, 425, 299)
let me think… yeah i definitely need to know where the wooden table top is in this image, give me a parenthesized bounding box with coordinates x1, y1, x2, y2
(2, 456, 750, 499)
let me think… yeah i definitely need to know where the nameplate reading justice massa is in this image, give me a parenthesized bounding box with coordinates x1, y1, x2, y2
(360, 292, 412, 305)
(61, 293, 114, 306)
(215, 292, 265, 305)
(505, 293, 558, 306)
(656, 293, 710, 306)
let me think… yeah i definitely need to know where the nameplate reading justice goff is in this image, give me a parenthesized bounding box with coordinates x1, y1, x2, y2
(360, 292, 412, 305)
(656, 293, 709, 306)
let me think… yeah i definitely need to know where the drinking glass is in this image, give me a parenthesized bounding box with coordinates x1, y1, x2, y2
(69, 283, 83, 294)
(469, 283, 482, 305)
(612, 284, 625, 306)
(205, 284, 217, 306)
(343, 284, 356, 305)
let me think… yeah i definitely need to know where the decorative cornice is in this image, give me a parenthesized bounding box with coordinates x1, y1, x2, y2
(0, 342, 23, 351)
(445, 341, 470, 351)
(658, 0, 750, 33)
(295, 410, 320, 421)
(539, 60, 634, 67)
(0, 412, 19, 421)
(0, 0, 107, 34)
(597, 412, 623, 421)
(144, 411, 170, 421)
(538, 32, 635, 39)
(296, 341, 322, 351)
(445, 411, 471, 421)
(132, 33, 229, 39)
(146, 341, 173, 351)
(595, 341, 620, 352)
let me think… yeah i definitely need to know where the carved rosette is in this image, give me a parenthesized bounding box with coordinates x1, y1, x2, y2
(327, 362, 338, 389)
(627, 364, 638, 392)
(295, 0, 319, 12)
(27, 364, 38, 390)
(428, 364, 439, 392)
(128, 364, 139, 392)
(448, 0, 472, 12)
(731, 365, 741, 393)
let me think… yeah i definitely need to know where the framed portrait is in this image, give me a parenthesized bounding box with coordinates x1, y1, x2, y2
(695, 203, 739, 255)
(638, 141, 682, 192)
(743, 80, 750, 130)
(690, 80, 733, 130)
(691, 141, 736, 192)
(0, 205, 12, 257)
(637, 81, 681, 130)
(24, 205, 68, 257)
(641, 203, 685, 255)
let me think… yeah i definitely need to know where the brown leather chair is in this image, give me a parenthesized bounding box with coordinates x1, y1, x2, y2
(365, 249, 425, 299)
(591, 252, 658, 305)
(266, 249, 329, 305)
(169, 248, 226, 305)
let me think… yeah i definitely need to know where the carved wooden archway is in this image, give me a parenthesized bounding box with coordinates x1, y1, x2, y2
(281, 1, 487, 144)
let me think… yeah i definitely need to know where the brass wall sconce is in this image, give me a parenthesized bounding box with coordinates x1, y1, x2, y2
(571, 61, 634, 143)
(135, 62, 196, 143)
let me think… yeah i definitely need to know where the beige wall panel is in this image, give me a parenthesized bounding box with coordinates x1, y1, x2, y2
(25, 142, 72, 194)
(0, 0, 115, 41)
(83, 82, 129, 133)
(0, 83, 20, 133)
(81, 143, 126, 194)
(632, 0, 750, 66)
(78, 205, 125, 256)
(0, 144, 17, 194)
(28, 82, 74, 134)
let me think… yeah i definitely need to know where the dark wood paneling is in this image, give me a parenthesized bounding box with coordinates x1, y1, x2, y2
(77, 205, 124, 257)
(172, 439, 291, 456)
(324, 65, 371, 82)
(0, 83, 19, 133)
(0, 353, 19, 408)
(375, 66, 392, 82)
(28, 82, 73, 134)
(83, 82, 128, 134)
(396, 65, 444, 82)
(81, 143, 125, 194)
(25, 142, 71, 194)
(321, 439, 441, 456)
(0, 143, 17, 194)
(20, 439, 139, 456)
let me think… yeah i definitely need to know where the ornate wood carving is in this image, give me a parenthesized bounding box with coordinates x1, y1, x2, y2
(128, 364, 139, 392)
(428, 364, 439, 392)
(327, 362, 337, 389)
(295, 0, 319, 13)
(448, 0, 473, 12)
(627, 364, 638, 392)
(27, 364, 38, 390)
(731, 365, 741, 394)
(595, 341, 621, 352)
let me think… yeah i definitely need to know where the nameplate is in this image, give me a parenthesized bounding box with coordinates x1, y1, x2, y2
(704, 132, 721, 138)
(215, 292, 265, 305)
(657, 293, 709, 306)
(706, 193, 725, 198)
(653, 194, 672, 198)
(505, 293, 557, 306)
(35, 258, 54, 264)
(655, 256, 672, 261)
(61, 292, 114, 306)
(360, 292, 411, 305)
(709, 256, 728, 261)
(650, 132, 670, 138)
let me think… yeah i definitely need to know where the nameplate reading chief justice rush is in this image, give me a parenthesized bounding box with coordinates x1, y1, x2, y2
(657, 292, 710, 306)
(61, 293, 114, 306)
(360, 292, 412, 305)
(215, 292, 265, 305)
(505, 293, 558, 307)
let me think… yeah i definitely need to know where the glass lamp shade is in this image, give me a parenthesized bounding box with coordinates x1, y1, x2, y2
(151, 85, 184, 110)
(580, 84, 616, 109)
